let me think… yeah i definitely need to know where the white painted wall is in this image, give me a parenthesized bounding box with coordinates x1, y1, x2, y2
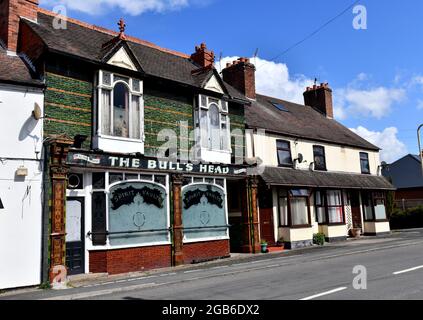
(0, 84, 44, 289)
(247, 131, 381, 175)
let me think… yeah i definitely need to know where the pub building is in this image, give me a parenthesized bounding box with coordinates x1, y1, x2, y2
(1, 1, 395, 285)
(2, 1, 262, 281)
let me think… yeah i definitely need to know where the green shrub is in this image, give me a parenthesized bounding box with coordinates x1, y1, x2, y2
(38, 281, 51, 290)
(313, 233, 325, 246)
(390, 206, 423, 229)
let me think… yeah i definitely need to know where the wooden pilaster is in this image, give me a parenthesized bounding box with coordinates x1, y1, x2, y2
(48, 138, 73, 282)
(249, 176, 261, 253)
(172, 174, 184, 266)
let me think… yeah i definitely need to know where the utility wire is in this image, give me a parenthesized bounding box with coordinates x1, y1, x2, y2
(256, 0, 361, 69)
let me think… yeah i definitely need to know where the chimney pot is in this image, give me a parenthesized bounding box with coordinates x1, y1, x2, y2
(222, 56, 256, 100)
(190, 42, 215, 68)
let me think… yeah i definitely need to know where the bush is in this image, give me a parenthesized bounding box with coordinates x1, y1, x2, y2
(390, 206, 423, 230)
(313, 233, 325, 246)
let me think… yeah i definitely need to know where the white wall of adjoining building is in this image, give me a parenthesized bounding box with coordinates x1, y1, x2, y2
(246, 131, 381, 175)
(0, 84, 44, 289)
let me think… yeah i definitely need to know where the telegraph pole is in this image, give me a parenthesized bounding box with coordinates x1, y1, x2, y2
(418, 124, 423, 174)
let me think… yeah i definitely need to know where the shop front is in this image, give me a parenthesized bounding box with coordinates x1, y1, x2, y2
(46, 140, 259, 280)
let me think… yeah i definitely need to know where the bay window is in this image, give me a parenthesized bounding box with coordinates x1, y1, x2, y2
(362, 192, 387, 221)
(278, 189, 311, 228)
(315, 190, 345, 224)
(195, 95, 231, 151)
(97, 70, 143, 140)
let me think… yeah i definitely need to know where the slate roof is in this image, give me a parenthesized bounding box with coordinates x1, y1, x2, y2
(246, 94, 380, 151)
(382, 154, 423, 189)
(261, 166, 395, 190)
(0, 47, 43, 86)
(22, 12, 247, 102)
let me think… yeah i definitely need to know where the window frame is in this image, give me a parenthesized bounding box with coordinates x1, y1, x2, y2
(314, 189, 346, 226)
(276, 139, 293, 167)
(195, 94, 231, 152)
(97, 70, 144, 141)
(313, 145, 327, 171)
(362, 191, 388, 222)
(360, 152, 370, 174)
(277, 188, 312, 228)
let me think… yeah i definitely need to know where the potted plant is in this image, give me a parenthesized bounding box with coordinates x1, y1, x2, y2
(350, 228, 362, 238)
(276, 237, 285, 249)
(260, 239, 268, 253)
(313, 233, 325, 246)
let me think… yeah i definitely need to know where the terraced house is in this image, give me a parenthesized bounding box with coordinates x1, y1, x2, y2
(0, 0, 394, 288)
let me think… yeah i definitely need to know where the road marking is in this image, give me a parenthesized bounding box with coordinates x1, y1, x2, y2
(393, 265, 423, 275)
(300, 287, 348, 300)
(211, 266, 229, 270)
(184, 269, 202, 274)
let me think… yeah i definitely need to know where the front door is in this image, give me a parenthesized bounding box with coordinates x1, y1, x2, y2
(350, 191, 362, 230)
(259, 208, 275, 245)
(66, 197, 85, 275)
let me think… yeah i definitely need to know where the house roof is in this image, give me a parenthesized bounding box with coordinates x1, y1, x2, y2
(383, 154, 423, 189)
(246, 94, 380, 151)
(261, 166, 395, 190)
(0, 47, 43, 87)
(22, 11, 247, 102)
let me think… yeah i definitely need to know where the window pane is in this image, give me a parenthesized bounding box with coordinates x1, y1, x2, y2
(277, 140, 289, 149)
(125, 173, 138, 181)
(132, 79, 140, 92)
(317, 207, 326, 224)
(328, 207, 344, 223)
(92, 172, 105, 189)
(102, 71, 111, 86)
(92, 192, 106, 246)
(374, 199, 387, 220)
(101, 89, 111, 135)
(279, 197, 288, 226)
(209, 104, 220, 150)
(200, 109, 208, 148)
(113, 83, 129, 137)
(290, 198, 309, 226)
(130, 95, 141, 139)
(278, 150, 292, 166)
(109, 173, 123, 184)
(154, 175, 166, 186)
(360, 153, 370, 173)
(327, 190, 342, 206)
(313, 146, 326, 170)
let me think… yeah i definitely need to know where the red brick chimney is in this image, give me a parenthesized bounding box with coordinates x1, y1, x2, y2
(303, 83, 334, 119)
(222, 57, 256, 100)
(190, 43, 215, 68)
(0, 0, 39, 53)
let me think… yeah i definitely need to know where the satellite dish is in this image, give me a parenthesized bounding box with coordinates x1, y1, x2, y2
(297, 153, 304, 163)
(381, 161, 387, 166)
(32, 103, 42, 120)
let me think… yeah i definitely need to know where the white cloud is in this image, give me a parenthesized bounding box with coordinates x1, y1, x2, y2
(350, 126, 408, 163)
(334, 86, 405, 120)
(219, 56, 313, 104)
(40, 0, 190, 15)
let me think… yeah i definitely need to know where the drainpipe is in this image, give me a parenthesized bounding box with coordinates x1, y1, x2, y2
(418, 124, 423, 175)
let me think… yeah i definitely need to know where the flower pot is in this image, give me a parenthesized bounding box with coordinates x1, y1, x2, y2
(260, 244, 268, 253)
(351, 228, 362, 238)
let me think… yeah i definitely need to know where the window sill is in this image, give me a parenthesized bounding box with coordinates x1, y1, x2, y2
(278, 164, 294, 168)
(364, 219, 389, 223)
(281, 224, 312, 229)
(319, 223, 346, 226)
(98, 134, 144, 143)
(200, 147, 232, 154)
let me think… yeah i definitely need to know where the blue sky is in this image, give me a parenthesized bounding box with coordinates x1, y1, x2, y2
(40, 0, 423, 162)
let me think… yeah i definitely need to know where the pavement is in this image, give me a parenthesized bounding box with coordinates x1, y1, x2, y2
(1, 228, 423, 300)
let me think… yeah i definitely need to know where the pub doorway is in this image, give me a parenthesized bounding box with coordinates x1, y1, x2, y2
(65, 197, 85, 275)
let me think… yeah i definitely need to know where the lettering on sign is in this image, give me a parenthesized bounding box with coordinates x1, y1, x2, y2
(110, 185, 164, 210)
(183, 186, 223, 210)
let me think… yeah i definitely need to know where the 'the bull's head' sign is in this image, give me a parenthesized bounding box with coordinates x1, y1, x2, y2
(67, 152, 249, 176)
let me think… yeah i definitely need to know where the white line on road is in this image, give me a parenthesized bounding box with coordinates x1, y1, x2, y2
(300, 287, 347, 301)
(393, 265, 423, 275)
(184, 269, 202, 274)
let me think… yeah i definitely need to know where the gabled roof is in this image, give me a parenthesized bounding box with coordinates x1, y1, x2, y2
(383, 154, 423, 189)
(22, 11, 248, 102)
(246, 93, 380, 151)
(0, 47, 43, 87)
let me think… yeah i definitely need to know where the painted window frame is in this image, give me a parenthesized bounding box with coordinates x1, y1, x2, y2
(96, 70, 144, 142)
(194, 94, 231, 152)
(360, 152, 370, 174)
(362, 191, 388, 222)
(181, 176, 229, 243)
(89, 171, 171, 250)
(313, 145, 327, 171)
(314, 189, 346, 226)
(277, 188, 312, 228)
(276, 140, 293, 167)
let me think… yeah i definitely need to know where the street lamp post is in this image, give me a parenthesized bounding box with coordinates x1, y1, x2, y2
(418, 124, 423, 174)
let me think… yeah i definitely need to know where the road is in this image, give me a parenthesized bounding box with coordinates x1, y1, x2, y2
(1, 229, 423, 300)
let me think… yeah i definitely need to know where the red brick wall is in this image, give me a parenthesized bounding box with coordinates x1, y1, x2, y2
(1, 0, 39, 52)
(222, 58, 256, 100)
(395, 188, 423, 200)
(183, 240, 230, 264)
(89, 245, 172, 275)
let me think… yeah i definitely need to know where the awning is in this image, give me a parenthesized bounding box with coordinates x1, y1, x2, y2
(260, 166, 395, 190)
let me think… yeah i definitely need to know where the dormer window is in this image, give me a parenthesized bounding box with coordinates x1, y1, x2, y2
(194, 94, 230, 152)
(97, 70, 143, 141)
